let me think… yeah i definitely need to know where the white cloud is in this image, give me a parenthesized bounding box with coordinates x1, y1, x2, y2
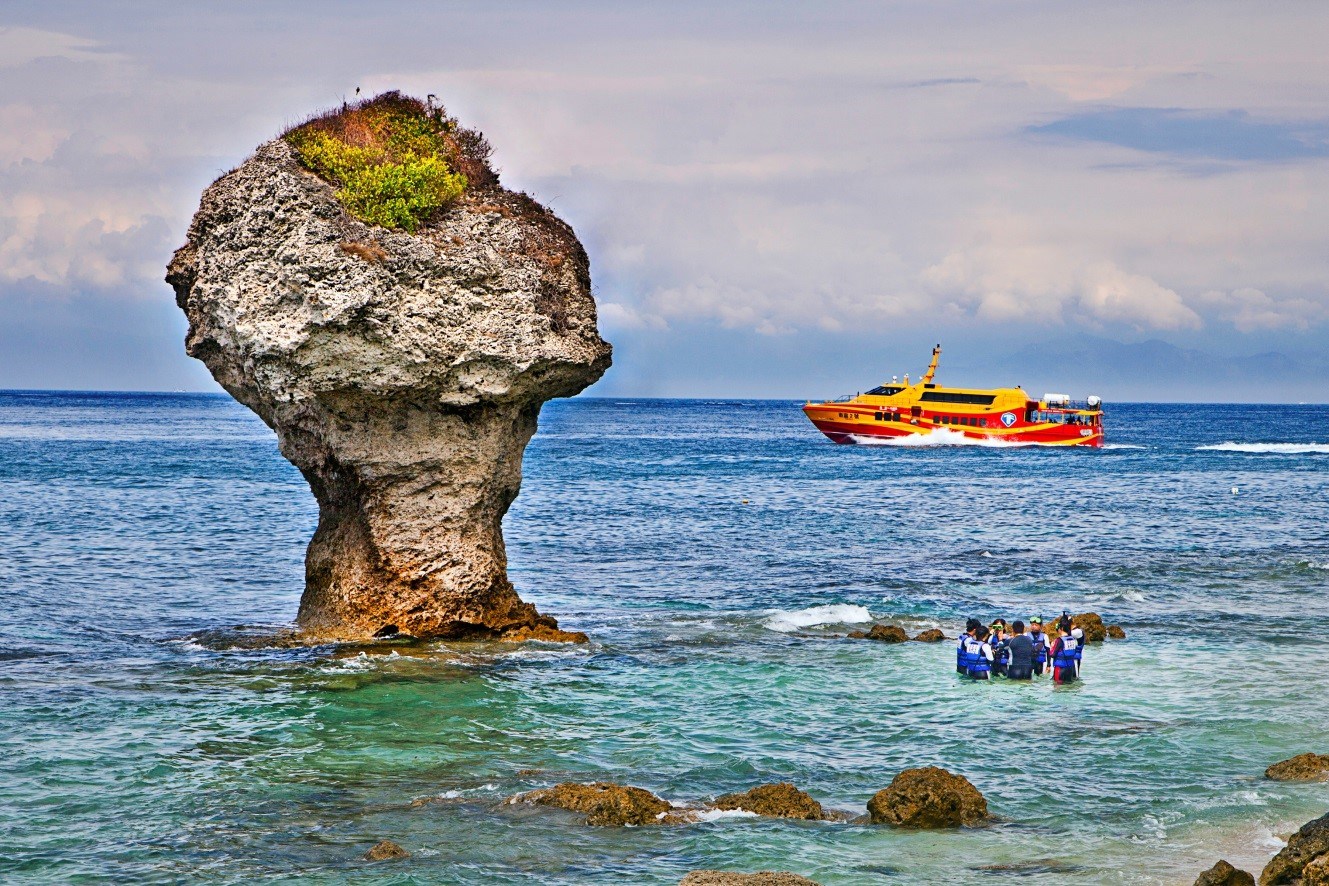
(1197, 287, 1326, 332)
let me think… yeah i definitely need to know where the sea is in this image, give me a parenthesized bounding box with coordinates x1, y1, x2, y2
(1, 393, 1327, 884)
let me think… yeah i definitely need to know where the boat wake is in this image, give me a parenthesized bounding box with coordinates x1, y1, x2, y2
(849, 428, 1034, 448)
(762, 603, 873, 632)
(1196, 442, 1329, 455)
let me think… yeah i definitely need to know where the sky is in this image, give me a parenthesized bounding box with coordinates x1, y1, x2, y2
(1, 1, 1327, 401)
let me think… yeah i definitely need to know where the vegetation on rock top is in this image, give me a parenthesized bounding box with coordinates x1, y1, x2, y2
(283, 91, 494, 232)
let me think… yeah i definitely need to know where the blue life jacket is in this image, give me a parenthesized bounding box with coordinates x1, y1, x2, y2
(963, 638, 991, 678)
(956, 635, 968, 672)
(1029, 630, 1048, 664)
(1072, 631, 1084, 665)
(1053, 636, 1079, 669)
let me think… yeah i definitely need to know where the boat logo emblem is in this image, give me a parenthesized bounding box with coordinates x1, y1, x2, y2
(1000, 412, 1016, 428)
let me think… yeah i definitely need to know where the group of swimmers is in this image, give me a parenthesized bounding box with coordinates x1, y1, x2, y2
(956, 615, 1085, 684)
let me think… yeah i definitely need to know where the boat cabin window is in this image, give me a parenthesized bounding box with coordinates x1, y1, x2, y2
(867, 385, 905, 396)
(919, 391, 996, 406)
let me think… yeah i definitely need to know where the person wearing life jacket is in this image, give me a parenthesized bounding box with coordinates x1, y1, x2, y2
(1048, 617, 1079, 684)
(963, 626, 995, 680)
(989, 619, 1010, 677)
(957, 618, 980, 674)
(1027, 616, 1049, 676)
(1071, 626, 1085, 677)
(1004, 619, 1035, 680)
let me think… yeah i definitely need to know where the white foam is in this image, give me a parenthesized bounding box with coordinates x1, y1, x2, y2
(690, 808, 761, 822)
(1197, 442, 1329, 455)
(762, 603, 873, 632)
(1101, 443, 1147, 450)
(849, 428, 1035, 448)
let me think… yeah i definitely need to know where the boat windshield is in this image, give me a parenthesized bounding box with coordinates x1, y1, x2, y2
(866, 386, 905, 396)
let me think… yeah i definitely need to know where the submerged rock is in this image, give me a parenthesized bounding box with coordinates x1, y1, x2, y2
(866, 766, 988, 828)
(846, 630, 868, 639)
(168, 94, 610, 642)
(1260, 811, 1329, 884)
(712, 783, 825, 820)
(364, 840, 410, 861)
(514, 782, 671, 827)
(1194, 860, 1254, 886)
(867, 624, 909, 643)
(680, 873, 821, 886)
(1265, 753, 1329, 781)
(1107, 624, 1127, 639)
(913, 629, 946, 642)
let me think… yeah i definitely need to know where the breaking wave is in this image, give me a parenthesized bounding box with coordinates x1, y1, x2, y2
(1196, 442, 1329, 455)
(762, 604, 873, 633)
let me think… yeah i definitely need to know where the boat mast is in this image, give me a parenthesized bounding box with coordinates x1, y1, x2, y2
(921, 343, 941, 385)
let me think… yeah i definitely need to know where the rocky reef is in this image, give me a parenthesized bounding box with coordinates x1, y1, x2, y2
(711, 783, 826, 820)
(1194, 860, 1255, 886)
(168, 93, 610, 641)
(866, 766, 988, 828)
(680, 874, 821, 886)
(1265, 753, 1329, 782)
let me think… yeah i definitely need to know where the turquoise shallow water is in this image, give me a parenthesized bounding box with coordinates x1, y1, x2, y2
(1, 393, 1328, 884)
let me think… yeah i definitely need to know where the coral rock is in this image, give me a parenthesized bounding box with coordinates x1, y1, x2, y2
(913, 629, 947, 642)
(866, 624, 909, 643)
(712, 783, 825, 820)
(168, 125, 610, 642)
(1264, 753, 1329, 782)
(1066, 613, 1108, 642)
(1107, 624, 1127, 639)
(1194, 860, 1255, 886)
(1260, 811, 1329, 885)
(846, 630, 868, 639)
(680, 873, 821, 886)
(515, 782, 671, 827)
(866, 766, 988, 828)
(1304, 854, 1329, 886)
(364, 840, 410, 861)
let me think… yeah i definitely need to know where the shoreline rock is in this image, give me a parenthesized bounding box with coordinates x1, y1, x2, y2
(913, 628, 946, 642)
(512, 782, 671, 827)
(866, 766, 988, 828)
(1260, 811, 1329, 884)
(168, 97, 610, 643)
(1193, 860, 1254, 886)
(364, 840, 410, 861)
(1264, 753, 1329, 782)
(712, 783, 825, 820)
(680, 873, 821, 886)
(867, 624, 909, 643)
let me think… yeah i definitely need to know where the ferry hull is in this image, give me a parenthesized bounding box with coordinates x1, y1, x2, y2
(803, 405, 1103, 447)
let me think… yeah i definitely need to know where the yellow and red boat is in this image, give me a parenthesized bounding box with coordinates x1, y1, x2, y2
(803, 345, 1104, 447)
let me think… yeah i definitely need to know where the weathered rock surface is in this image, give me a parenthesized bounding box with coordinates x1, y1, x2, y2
(1304, 854, 1329, 886)
(1265, 753, 1329, 781)
(913, 628, 946, 642)
(168, 133, 610, 642)
(513, 782, 671, 826)
(1107, 624, 1127, 639)
(1067, 613, 1108, 642)
(1194, 860, 1255, 886)
(866, 766, 988, 828)
(1261, 811, 1329, 884)
(680, 873, 821, 886)
(712, 783, 825, 820)
(846, 630, 868, 639)
(364, 839, 410, 861)
(867, 624, 909, 643)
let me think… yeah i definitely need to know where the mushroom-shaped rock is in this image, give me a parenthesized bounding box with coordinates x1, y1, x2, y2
(1194, 860, 1255, 886)
(1264, 753, 1329, 781)
(867, 624, 909, 643)
(1107, 624, 1127, 639)
(913, 628, 946, 642)
(514, 782, 671, 827)
(1260, 811, 1329, 884)
(712, 783, 825, 820)
(680, 873, 821, 886)
(866, 766, 988, 828)
(364, 840, 410, 861)
(168, 94, 610, 642)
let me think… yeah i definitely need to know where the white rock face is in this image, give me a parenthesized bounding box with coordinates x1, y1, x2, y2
(168, 139, 610, 641)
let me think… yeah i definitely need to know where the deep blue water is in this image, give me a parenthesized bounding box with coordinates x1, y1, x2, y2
(1, 393, 1327, 884)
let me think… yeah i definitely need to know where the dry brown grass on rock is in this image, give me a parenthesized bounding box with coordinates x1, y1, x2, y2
(339, 241, 389, 263)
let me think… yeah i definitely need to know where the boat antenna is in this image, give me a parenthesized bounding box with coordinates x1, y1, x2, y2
(921, 343, 941, 385)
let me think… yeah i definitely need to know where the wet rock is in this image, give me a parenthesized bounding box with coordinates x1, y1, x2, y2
(514, 782, 671, 827)
(500, 622, 590, 643)
(168, 100, 610, 642)
(1194, 860, 1254, 886)
(866, 624, 909, 643)
(1068, 613, 1108, 642)
(1265, 753, 1329, 782)
(364, 840, 410, 861)
(712, 783, 825, 820)
(866, 766, 988, 828)
(846, 630, 868, 639)
(1106, 624, 1127, 639)
(680, 873, 821, 886)
(1260, 811, 1329, 884)
(913, 629, 946, 642)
